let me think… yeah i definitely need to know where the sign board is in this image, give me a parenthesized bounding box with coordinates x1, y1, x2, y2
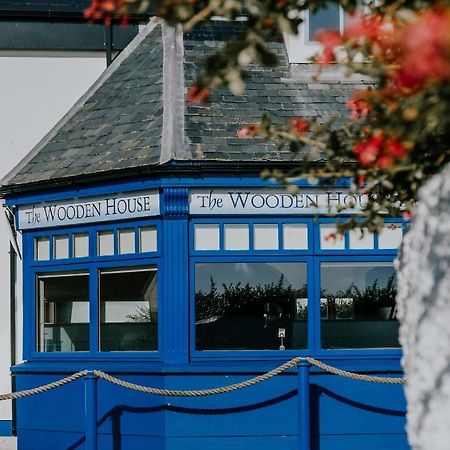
(18, 190, 160, 230)
(189, 189, 367, 215)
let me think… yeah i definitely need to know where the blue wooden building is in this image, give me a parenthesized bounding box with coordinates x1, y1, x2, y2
(0, 18, 408, 450)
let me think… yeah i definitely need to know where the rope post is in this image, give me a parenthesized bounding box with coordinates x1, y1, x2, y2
(298, 360, 311, 450)
(84, 371, 98, 450)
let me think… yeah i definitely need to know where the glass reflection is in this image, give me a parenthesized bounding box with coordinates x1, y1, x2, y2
(100, 267, 158, 351)
(195, 262, 308, 350)
(37, 272, 89, 352)
(321, 262, 399, 349)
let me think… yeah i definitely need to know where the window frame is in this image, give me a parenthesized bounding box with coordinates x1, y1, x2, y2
(189, 217, 403, 361)
(25, 218, 162, 361)
(313, 255, 401, 358)
(190, 254, 315, 361)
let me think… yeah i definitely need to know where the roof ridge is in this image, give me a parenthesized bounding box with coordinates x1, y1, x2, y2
(160, 22, 189, 163)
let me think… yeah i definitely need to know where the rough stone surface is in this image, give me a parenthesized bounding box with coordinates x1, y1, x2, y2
(397, 162, 450, 450)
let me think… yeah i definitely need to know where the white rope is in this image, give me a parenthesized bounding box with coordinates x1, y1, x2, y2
(0, 357, 405, 401)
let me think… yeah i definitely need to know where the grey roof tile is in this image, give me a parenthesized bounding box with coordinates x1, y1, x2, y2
(3, 19, 365, 190)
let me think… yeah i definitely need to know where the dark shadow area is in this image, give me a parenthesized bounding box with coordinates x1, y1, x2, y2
(65, 390, 297, 450)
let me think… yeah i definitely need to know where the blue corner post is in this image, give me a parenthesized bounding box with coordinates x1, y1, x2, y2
(85, 371, 98, 450)
(298, 360, 311, 450)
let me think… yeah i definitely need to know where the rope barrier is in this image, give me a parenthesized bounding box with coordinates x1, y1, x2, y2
(305, 358, 405, 385)
(0, 370, 87, 401)
(0, 357, 405, 401)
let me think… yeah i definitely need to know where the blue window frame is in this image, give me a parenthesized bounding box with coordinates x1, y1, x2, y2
(189, 217, 403, 360)
(24, 219, 162, 361)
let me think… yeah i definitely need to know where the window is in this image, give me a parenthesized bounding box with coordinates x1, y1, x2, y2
(320, 262, 399, 349)
(191, 219, 403, 355)
(37, 272, 89, 352)
(99, 267, 158, 351)
(32, 221, 160, 355)
(195, 262, 308, 350)
(308, 3, 341, 42)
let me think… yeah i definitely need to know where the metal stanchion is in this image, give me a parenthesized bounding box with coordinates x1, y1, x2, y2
(84, 371, 98, 450)
(298, 361, 311, 450)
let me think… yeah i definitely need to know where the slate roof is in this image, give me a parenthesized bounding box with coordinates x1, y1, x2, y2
(2, 19, 368, 191)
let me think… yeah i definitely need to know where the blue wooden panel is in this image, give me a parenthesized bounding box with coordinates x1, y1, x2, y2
(165, 436, 298, 450)
(164, 373, 298, 437)
(312, 374, 406, 435)
(317, 433, 410, 450)
(18, 430, 85, 450)
(96, 375, 165, 436)
(15, 374, 86, 432)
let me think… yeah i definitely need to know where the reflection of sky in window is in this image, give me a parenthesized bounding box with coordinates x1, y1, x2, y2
(321, 262, 395, 294)
(195, 263, 307, 293)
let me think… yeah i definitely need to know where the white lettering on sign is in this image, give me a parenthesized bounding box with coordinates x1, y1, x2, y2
(18, 190, 160, 230)
(190, 189, 368, 215)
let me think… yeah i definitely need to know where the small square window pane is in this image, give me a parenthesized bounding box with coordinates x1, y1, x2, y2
(349, 228, 374, 250)
(379, 224, 403, 249)
(194, 224, 220, 251)
(283, 223, 308, 250)
(140, 227, 157, 253)
(119, 229, 135, 254)
(54, 235, 69, 259)
(320, 224, 345, 250)
(254, 224, 279, 250)
(309, 3, 340, 41)
(35, 237, 50, 261)
(73, 233, 89, 258)
(224, 224, 249, 250)
(98, 231, 114, 256)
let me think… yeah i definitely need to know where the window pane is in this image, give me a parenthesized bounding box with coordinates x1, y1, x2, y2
(118, 229, 135, 254)
(194, 224, 220, 250)
(139, 226, 157, 252)
(35, 237, 50, 261)
(309, 4, 340, 41)
(54, 235, 69, 259)
(224, 224, 249, 250)
(349, 228, 374, 250)
(73, 233, 89, 258)
(98, 230, 114, 256)
(254, 224, 279, 250)
(283, 223, 308, 250)
(37, 272, 89, 352)
(320, 224, 345, 250)
(378, 224, 403, 249)
(100, 268, 158, 351)
(195, 262, 308, 350)
(321, 262, 399, 348)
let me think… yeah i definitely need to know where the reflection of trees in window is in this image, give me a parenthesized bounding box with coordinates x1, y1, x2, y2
(127, 305, 153, 323)
(321, 275, 397, 320)
(196, 275, 308, 321)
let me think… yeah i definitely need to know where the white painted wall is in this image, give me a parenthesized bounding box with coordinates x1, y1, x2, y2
(0, 53, 106, 426)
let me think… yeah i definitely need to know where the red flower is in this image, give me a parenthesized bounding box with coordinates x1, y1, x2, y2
(314, 30, 343, 66)
(237, 123, 260, 138)
(187, 83, 210, 104)
(354, 135, 384, 167)
(289, 118, 310, 135)
(385, 139, 406, 159)
(84, 0, 127, 24)
(393, 9, 450, 90)
(346, 94, 372, 121)
(353, 134, 407, 168)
